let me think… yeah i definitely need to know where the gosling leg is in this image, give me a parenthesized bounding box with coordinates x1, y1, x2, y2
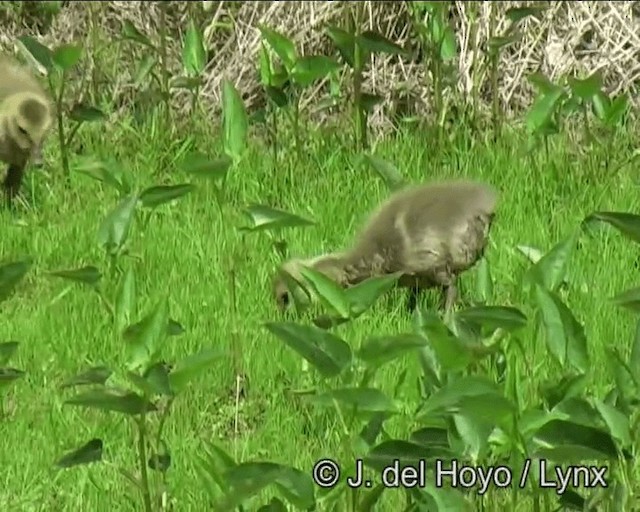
(407, 285, 421, 312)
(442, 281, 458, 314)
(3, 163, 25, 202)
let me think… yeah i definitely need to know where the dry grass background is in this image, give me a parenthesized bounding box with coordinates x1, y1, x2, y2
(1, 0, 640, 131)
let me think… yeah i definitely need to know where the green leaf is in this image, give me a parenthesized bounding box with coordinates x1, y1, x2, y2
(532, 419, 619, 461)
(487, 33, 521, 53)
(290, 55, 339, 87)
(169, 348, 221, 393)
(170, 75, 203, 91)
(259, 41, 273, 86)
(139, 184, 195, 209)
(440, 26, 457, 60)
(0, 368, 26, 389)
(0, 341, 19, 365)
(299, 266, 350, 319)
(604, 94, 629, 126)
(309, 387, 398, 414)
(115, 266, 136, 334)
(358, 31, 405, 55)
(239, 204, 314, 232)
(345, 272, 403, 316)
(97, 194, 138, 255)
(121, 20, 154, 47)
(0, 259, 32, 304)
(505, 6, 545, 24)
(17, 36, 53, 71)
(72, 156, 128, 193)
(61, 366, 112, 389)
(359, 93, 384, 113)
(361, 154, 406, 191)
(630, 318, 640, 382)
(610, 286, 640, 313)
(594, 400, 631, 448)
(56, 438, 103, 468)
(265, 85, 289, 108)
(48, 266, 101, 287)
(325, 25, 355, 68)
(264, 322, 352, 378)
(583, 211, 640, 245)
(527, 72, 560, 96)
(475, 258, 493, 303)
(418, 312, 474, 371)
(606, 348, 638, 412)
(65, 389, 156, 416)
(526, 87, 566, 133)
(535, 285, 589, 373)
(222, 79, 248, 163)
(69, 104, 106, 123)
(357, 333, 427, 367)
(454, 306, 528, 333)
(183, 18, 207, 75)
(258, 25, 297, 70)
(124, 299, 170, 372)
(134, 55, 157, 86)
(567, 70, 602, 101)
(365, 440, 435, 471)
(179, 152, 231, 182)
(525, 229, 579, 292)
(52, 44, 82, 71)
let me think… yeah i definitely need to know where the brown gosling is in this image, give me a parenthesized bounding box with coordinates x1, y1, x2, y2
(0, 54, 53, 201)
(272, 179, 499, 313)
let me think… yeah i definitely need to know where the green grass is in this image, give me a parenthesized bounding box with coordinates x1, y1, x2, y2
(2, 113, 640, 510)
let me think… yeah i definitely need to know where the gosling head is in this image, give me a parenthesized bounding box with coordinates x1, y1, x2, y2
(272, 253, 348, 311)
(4, 92, 52, 154)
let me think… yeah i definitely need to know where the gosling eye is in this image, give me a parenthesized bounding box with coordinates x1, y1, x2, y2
(17, 126, 28, 136)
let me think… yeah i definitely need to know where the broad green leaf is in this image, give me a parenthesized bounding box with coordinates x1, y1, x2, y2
(17, 36, 53, 71)
(239, 204, 314, 232)
(610, 286, 640, 313)
(69, 104, 106, 123)
(290, 55, 339, 87)
(357, 333, 427, 367)
(55, 438, 103, 468)
(361, 154, 406, 191)
(65, 389, 156, 416)
(258, 25, 297, 70)
(61, 366, 113, 388)
(505, 6, 545, 24)
(52, 44, 82, 70)
(539, 373, 588, 409)
(222, 79, 248, 162)
(121, 20, 154, 47)
(606, 347, 638, 412)
(259, 41, 273, 85)
(365, 440, 437, 472)
(134, 55, 157, 86)
(630, 318, 640, 382)
(123, 317, 184, 340)
(265, 86, 289, 108)
(358, 31, 405, 55)
(487, 33, 521, 53)
(527, 72, 560, 96)
(594, 399, 631, 448)
(0, 259, 32, 304)
(0, 342, 19, 365)
(583, 211, 640, 245)
(475, 258, 493, 303)
(139, 184, 195, 209)
(455, 306, 528, 333)
(535, 285, 589, 373)
(309, 387, 398, 414)
(568, 70, 602, 101)
(179, 152, 231, 182)
(0, 368, 26, 389)
(525, 229, 579, 292)
(359, 93, 384, 113)
(125, 298, 169, 372)
(170, 75, 203, 90)
(326, 25, 355, 68)
(532, 419, 619, 461)
(169, 348, 221, 393)
(48, 266, 101, 287)
(97, 194, 138, 254)
(418, 312, 475, 371)
(115, 266, 136, 333)
(215, 462, 314, 510)
(604, 94, 629, 126)
(592, 91, 610, 120)
(183, 18, 207, 75)
(358, 484, 386, 512)
(526, 87, 566, 132)
(72, 156, 128, 193)
(264, 322, 352, 378)
(299, 266, 350, 319)
(345, 272, 403, 316)
(418, 375, 503, 417)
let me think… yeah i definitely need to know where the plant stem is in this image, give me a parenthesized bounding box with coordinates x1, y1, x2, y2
(136, 415, 153, 512)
